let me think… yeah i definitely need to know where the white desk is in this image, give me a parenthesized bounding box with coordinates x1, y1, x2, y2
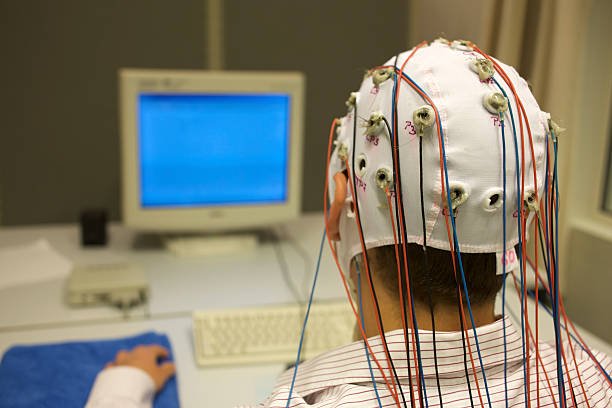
(0, 213, 610, 407)
(0, 213, 345, 407)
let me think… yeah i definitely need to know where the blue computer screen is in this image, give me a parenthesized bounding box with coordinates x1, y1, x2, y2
(138, 93, 290, 208)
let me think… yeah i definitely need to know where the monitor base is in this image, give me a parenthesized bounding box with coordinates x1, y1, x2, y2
(163, 233, 258, 257)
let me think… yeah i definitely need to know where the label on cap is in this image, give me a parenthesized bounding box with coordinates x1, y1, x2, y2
(496, 247, 519, 275)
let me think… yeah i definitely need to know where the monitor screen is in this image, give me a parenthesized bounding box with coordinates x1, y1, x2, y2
(138, 93, 290, 208)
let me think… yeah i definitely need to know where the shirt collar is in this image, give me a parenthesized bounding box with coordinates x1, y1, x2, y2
(275, 316, 524, 397)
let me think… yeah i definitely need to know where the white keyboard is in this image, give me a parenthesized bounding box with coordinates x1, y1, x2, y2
(192, 301, 356, 366)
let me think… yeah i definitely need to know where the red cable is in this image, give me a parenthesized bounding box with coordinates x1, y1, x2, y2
(376, 56, 509, 408)
(510, 271, 578, 407)
(561, 300, 612, 389)
(561, 303, 592, 407)
(526, 251, 603, 404)
(472, 44, 546, 408)
(526, 221, 595, 405)
(385, 186, 417, 406)
(535, 225, 541, 404)
(345, 158, 402, 400)
(388, 62, 487, 408)
(323, 118, 402, 407)
(390, 41, 428, 405)
(508, 272, 558, 406)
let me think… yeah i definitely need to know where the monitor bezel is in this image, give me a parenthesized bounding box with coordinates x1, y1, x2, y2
(119, 69, 305, 232)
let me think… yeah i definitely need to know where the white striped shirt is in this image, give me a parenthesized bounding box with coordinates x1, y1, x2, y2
(252, 317, 612, 408)
(86, 317, 612, 407)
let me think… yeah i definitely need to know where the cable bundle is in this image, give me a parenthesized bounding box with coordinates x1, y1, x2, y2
(284, 40, 611, 408)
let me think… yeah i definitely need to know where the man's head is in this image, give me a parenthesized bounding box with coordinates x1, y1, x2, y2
(347, 243, 505, 335)
(357, 244, 503, 308)
(327, 40, 550, 289)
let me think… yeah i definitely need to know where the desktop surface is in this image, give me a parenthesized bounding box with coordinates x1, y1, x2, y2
(1, 213, 611, 407)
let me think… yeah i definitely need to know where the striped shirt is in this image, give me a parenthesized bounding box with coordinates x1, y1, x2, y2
(251, 317, 612, 408)
(86, 317, 612, 407)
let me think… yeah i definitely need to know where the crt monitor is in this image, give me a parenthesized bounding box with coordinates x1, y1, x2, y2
(119, 69, 305, 231)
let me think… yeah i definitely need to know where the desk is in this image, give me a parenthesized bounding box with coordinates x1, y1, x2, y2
(0, 213, 344, 406)
(0, 213, 611, 407)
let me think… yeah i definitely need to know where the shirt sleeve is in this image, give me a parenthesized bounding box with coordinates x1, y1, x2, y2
(85, 366, 156, 408)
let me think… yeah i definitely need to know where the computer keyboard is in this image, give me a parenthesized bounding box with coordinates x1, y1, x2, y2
(192, 301, 356, 366)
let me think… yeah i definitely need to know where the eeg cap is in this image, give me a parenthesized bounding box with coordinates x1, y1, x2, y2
(328, 41, 550, 276)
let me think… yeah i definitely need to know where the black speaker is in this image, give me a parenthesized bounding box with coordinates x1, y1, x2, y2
(80, 210, 107, 246)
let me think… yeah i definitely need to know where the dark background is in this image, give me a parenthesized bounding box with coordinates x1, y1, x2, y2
(0, 0, 408, 225)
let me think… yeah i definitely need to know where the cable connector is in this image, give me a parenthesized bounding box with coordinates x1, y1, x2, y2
(413, 105, 435, 137)
(548, 118, 565, 140)
(483, 92, 508, 114)
(470, 58, 495, 81)
(452, 39, 473, 51)
(363, 111, 385, 137)
(345, 92, 357, 109)
(375, 166, 393, 190)
(434, 37, 450, 45)
(334, 118, 343, 136)
(372, 68, 393, 87)
(524, 190, 539, 212)
(445, 183, 469, 210)
(334, 140, 349, 161)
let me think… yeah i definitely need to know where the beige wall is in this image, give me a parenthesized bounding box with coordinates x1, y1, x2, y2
(409, 0, 612, 342)
(561, 0, 612, 342)
(408, 0, 499, 53)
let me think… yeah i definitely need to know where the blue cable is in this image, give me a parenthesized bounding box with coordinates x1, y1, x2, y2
(544, 135, 553, 315)
(523, 289, 612, 385)
(542, 128, 565, 407)
(492, 78, 529, 407)
(494, 75, 566, 406)
(408, 286, 429, 407)
(398, 70, 493, 408)
(285, 228, 327, 408)
(356, 261, 384, 408)
(500, 114, 509, 408)
(537, 131, 566, 406)
(552, 136, 568, 405)
(391, 70, 429, 408)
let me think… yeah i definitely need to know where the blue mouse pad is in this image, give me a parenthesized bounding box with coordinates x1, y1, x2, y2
(0, 331, 179, 407)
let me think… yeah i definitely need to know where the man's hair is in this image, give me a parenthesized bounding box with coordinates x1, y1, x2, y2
(360, 244, 504, 307)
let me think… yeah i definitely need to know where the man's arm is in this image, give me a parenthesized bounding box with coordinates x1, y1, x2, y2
(85, 345, 176, 408)
(85, 366, 156, 408)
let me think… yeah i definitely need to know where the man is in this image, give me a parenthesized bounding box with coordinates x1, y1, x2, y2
(86, 40, 612, 407)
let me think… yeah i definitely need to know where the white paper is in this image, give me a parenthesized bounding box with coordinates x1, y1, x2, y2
(0, 239, 72, 290)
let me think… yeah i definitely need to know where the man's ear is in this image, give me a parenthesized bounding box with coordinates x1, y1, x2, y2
(328, 170, 348, 241)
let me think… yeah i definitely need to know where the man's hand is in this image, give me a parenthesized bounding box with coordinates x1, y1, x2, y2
(105, 345, 176, 392)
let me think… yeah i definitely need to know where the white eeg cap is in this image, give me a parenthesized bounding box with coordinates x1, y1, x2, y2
(328, 42, 550, 276)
